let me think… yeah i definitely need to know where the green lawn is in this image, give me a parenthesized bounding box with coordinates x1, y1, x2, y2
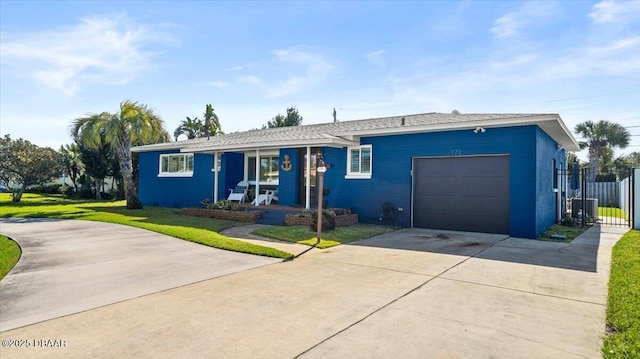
(603, 230, 640, 358)
(0, 235, 21, 280)
(539, 224, 587, 242)
(0, 193, 293, 259)
(253, 224, 395, 249)
(599, 207, 627, 220)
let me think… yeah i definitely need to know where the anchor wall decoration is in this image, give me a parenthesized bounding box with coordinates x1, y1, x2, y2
(281, 154, 293, 172)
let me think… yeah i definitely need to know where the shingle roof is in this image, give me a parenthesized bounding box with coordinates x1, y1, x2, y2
(132, 112, 580, 152)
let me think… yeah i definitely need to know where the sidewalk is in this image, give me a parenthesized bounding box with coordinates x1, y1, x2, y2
(220, 224, 314, 256)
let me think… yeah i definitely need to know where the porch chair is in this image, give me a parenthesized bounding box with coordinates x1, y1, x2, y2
(267, 189, 278, 203)
(252, 188, 278, 206)
(227, 181, 249, 203)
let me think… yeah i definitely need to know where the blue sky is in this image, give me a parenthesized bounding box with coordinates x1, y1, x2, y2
(1, 0, 639, 160)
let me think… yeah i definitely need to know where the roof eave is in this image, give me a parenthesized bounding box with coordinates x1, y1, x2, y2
(334, 114, 580, 152)
(182, 137, 359, 153)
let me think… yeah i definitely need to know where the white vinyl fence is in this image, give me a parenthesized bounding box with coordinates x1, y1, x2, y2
(585, 182, 619, 207)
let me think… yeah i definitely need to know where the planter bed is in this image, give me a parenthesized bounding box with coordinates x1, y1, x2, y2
(182, 208, 262, 223)
(285, 213, 358, 227)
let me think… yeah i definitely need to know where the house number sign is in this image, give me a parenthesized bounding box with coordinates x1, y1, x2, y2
(281, 154, 293, 172)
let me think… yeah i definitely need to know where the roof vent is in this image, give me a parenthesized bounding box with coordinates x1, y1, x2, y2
(451, 109, 461, 115)
(401, 117, 405, 126)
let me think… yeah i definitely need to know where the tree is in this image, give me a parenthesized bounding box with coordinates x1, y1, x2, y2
(566, 152, 578, 169)
(574, 120, 630, 181)
(77, 140, 112, 199)
(71, 101, 168, 209)
(173, 116, 203, 141)
(203, 104, 224, 139)
(263, 106, 303, 129)
(174, 105, 223, 141)
(625, 151, 640, 168)
(59, 143, 84, 194)
(0, 135, 64, 202)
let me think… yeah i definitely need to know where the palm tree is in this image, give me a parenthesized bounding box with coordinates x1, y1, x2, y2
(574, 120, 630, 181)
(203, 104, 224, 139)
(59, 143, 84, 194)
(71, 100, 167, 209)
(174, 116, 203, 141)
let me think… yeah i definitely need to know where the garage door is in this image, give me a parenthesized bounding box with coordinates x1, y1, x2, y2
(413, 156, 510, 234)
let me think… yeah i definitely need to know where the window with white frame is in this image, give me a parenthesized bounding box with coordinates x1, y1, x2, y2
(159, 153, 194, 177)
(247, 154, 279, 184)
(346, 145, 372, 179)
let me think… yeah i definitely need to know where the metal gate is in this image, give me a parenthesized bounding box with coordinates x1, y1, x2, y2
(563, 166, 635, 228)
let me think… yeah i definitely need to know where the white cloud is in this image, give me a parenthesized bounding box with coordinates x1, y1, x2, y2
(0, 13, 176, 97)
(491, 2, 559, 38)
(588, 36, 640, 54)
(206, 81, 229, 88)
(365, 50, 386, 67)
(266, 48, 335, 97)
(589, 0, 640, 24)
(237, 75, 263, 85)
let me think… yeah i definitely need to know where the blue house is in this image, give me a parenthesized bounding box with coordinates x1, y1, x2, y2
(132, 112, 580, 239)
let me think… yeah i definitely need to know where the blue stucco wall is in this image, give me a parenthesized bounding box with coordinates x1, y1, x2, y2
(534, 128, 566, 238)
(278, 148, 299, 206)
(322, 125, 544, 238)
(218, 152, 244, 200)
(138, 150, 214, 208)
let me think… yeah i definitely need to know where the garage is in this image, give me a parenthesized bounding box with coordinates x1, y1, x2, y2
(412, 155, 510, 234)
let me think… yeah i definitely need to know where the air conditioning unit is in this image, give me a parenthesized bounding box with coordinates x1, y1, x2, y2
(571, 198, 598, 221)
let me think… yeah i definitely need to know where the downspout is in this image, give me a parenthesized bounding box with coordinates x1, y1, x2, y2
(255, 149, 260, 206)
(213, 152, 219, 203)
(305, 146, 311, 210)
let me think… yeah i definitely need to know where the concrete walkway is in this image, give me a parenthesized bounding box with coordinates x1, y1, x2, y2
(221, 224, 313, 256)
(0, 224, 628, 358)
(0, 218, 280, 331)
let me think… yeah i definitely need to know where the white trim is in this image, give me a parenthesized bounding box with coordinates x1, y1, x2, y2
(255, 149, 260, 206)
(157, 173, 194, 178)
(344, 174, 372, 179)
(158, 153, 194, 177)
(346, 145, 372, 179)
(184, 138, 358, 153)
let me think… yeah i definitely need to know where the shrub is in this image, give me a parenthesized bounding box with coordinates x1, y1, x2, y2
(27, 184, 62, 194)
(205, 199, 239, 211)
(310, 210, 336, 231)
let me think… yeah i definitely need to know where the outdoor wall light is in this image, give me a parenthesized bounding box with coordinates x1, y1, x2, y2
(473, 126, 486, 134)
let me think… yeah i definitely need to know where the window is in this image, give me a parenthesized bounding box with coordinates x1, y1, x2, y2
(159, 153, 194, 177)
(346, 145, 372, 179)
(247, 155, 279, 184)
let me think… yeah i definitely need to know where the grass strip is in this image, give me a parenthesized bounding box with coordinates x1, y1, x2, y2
(539, 224, 587, 242)
(1, 194, 292, 259)
(0, 235, 21, 280)
(602, 230, 640, 358)
(253, 224, 395, 249)
(598, 207, 627, 220)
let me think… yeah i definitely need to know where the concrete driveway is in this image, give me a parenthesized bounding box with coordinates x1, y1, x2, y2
(0, 224, 626, 358)
(0, 218, 280, 331)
